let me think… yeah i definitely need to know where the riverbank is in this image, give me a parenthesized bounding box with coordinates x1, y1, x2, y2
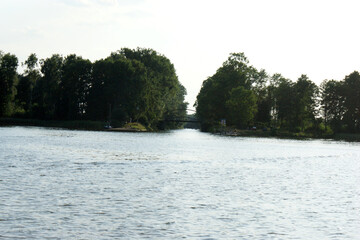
(0, 118, 148, 132)
(214, 127, 360, 142)
(2, 118, 360, 141)
(0, 118, 104, 131)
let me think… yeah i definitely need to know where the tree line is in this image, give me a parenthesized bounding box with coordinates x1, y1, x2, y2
(195, 52, 360, 134)
(0, 48, 188, 130)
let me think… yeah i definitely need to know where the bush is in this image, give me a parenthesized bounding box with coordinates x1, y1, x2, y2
(294, 126, 302, 133)
(324, 125, 334, 135)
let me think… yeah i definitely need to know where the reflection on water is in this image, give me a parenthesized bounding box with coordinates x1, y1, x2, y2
(1, 126, 360, 239)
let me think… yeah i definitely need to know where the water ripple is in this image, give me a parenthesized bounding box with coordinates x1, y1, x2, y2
(1, 127, 360, 239)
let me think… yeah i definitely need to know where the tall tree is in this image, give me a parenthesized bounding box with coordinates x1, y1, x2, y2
(194, 76, 220, 128)
(0, 51, 18, 117)
(253, 69, 271, 124)
(16, 53, 40, 114)
(292, 75, 319, 131)
(271, 76, 295, 128)
(320, 79, 345, 131)
(342, 71, 360, 132)
(195, 52, 256, 128)
(111, 48, 187, 128)
(87, 56, 148, 124)
(33, 54, 64, 119)
(58, 54, 92, 120)
(226, 86, 257, 128)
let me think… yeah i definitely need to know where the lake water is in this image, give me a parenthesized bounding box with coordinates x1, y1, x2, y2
(0, 126, 359, 239)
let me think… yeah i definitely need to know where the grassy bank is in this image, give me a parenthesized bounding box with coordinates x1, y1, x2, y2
(106, 122, 147, 132)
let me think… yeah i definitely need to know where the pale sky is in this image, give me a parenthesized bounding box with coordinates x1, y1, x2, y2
(1, 0, 359, 109)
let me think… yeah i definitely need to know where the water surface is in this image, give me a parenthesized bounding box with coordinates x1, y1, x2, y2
(1, 126, 359, 239)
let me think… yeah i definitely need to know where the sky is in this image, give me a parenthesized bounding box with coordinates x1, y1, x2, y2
(1, 0, 360, 109)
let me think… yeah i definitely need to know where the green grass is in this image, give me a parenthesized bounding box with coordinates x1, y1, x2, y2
(123, 122, 147, 131)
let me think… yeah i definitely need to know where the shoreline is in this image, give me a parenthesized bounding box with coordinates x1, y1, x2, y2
(0, 118, 105, 131)
(212, 127, 360, 142)
(105, 127, 147, 132)
(0, 118, 148, 132)
(1, 118, 360, 142)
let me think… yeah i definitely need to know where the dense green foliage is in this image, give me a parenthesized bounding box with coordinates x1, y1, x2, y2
(195, 53, 258, 129)
(226, 86, 257, 128)
(321, 71, 360, 133)
(196, 52, 360, 134)
(0, 51, 18, 117)
(0, 48, 187, 130)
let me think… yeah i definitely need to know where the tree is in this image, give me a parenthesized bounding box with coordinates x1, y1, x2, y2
(195, 52, 256, 128)
(272, 77, 295, 128)
(162, 83, 188, 129)
(0, 51, 18, 117)
(226, 86, 257, 128)
(58, 54, 92, 120)
(16, 53, 40, 114)
(86, 56, 148, 124)
(252, 69, 271, 124)
(320, 79, 345, 132)
(194, 76, 220, 128)
(292, 75, 319, 131)
(110, 48, 187, 128)
(33, 54, 64, 119)
(342, 71, 360, 132)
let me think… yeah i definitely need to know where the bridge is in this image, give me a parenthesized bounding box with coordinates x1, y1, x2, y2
(163, 118, 200, 123)
(162, 108, 200, 123)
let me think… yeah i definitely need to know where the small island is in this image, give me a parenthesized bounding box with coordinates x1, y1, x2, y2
(0, 48, 188, 132)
